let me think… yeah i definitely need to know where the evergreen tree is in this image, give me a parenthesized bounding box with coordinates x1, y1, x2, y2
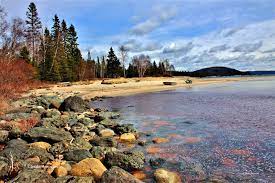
(25, 2, 42, 64)
(67, 24, 80, 81)
(152, 61, 158, 76)
(19, 46, 30, 63)
(106, 47, 121, 78)
(96, 56, 101, 78)
(127, 63, 138, 78)
(101, 56, 106, 78)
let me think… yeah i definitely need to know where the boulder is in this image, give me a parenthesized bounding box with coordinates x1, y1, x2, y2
(101, 166, 143, 183)
(104, 151, 145, 171)
(120, 133, 136, 143)
(24, 147, 54, 164)
(26, 127, 73, 143)
(29, 142, 51, 151)
(0, 139, 29, 160)
(99, 129, 115, 137)
(90, 146, 117, 160)
(0, 130, 9, 143)
(59, 96, 89, 112)
(42, 109, 61, 118)
(9, 169, 55, 183)
(64, 149, 93, 162)
(132, 170, 147, 180)
(154, 168, 181, 183)
(90, 137, 117, 147)
(114, 124, 137, 135)
(55, 176, 95, 183)
(70, 158, 107, 180)
(99, 119, 118, 128)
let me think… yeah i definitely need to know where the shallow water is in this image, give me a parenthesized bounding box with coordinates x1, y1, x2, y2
(92, 78, 275, 182)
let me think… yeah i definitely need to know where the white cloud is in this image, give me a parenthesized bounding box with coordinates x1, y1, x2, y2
(130, 6, 177, 36)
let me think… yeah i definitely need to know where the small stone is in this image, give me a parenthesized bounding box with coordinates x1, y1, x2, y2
(25, 156, 40, 163)
(120, 133, 136, 143)
(99, 129, 115, 137)
(70, 158, 107, 180)
(53, 166, 68, 177)
(132, 170, 147, 180)
(154, 168, 181, 183)
(29, 142, 51, 151)
(152, 137, 169, 144)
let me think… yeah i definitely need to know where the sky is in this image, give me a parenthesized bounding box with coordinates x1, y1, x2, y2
(1, 0, 275, 71)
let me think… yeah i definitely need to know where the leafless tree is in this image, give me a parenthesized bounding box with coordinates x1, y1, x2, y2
(132, 54, 151, 77)
(119, 45, 129, 78)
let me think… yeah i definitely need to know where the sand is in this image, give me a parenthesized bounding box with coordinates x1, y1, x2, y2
(27, 76, 265, 100)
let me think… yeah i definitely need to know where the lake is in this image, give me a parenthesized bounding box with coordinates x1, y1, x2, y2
(92, 77, 275, 182)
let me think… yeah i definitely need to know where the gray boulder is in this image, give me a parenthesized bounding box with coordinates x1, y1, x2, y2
(55, 176, 95, 183)
(104, 151, 145, 171)
(101, 166, 143, 183)
(8, 169, 54, 183)
(59, 96, 89, 112)
(64, 149, 92, 162)
(26, 127, 73, 143)
(0, 130, 9, 143)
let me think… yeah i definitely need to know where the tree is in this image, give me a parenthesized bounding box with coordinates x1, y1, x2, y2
(106, 47, 121, 78)
(25, 2, 42, 63)
(132, 54, 151, 77)
(19, 46, 30, 62)
(100, 56, 106, 78)
(119, 45, 128, 78)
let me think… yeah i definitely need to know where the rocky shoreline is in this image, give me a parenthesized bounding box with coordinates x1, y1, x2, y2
(0, 95, 181, 183)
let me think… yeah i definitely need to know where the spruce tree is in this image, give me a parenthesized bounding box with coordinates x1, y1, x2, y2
(67, 24, 80, 81)
(25, 2, 42, 64)
(106, 47, 121, 78)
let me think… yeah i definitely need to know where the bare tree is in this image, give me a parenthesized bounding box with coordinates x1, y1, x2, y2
(0, 6, 9, 59)
(119, 45, 128, 78)
(132, 54, 151, 77)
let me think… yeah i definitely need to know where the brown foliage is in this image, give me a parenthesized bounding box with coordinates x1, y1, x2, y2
(0, 59, 39, 99)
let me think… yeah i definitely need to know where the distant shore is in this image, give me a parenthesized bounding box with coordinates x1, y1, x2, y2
(27, 76, 274, 100)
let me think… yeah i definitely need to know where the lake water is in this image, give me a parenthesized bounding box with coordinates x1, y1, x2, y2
(92, 77, 275, 182)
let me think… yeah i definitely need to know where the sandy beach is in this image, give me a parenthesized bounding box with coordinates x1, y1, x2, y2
(28, 76, 266, 100)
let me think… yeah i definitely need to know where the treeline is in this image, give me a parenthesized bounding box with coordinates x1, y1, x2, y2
(0, 2, 175, 82)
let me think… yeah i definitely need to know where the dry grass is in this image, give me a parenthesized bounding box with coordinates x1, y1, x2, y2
(101, 78, 129, 84)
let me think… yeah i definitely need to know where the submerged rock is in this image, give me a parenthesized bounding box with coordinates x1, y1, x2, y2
(114, 124, 137, 135)
(101, 166, 143, 183)
(120, 133, 136, 143)
(99, 129, 115, 137)
(105, 151, 145, 171)
(70, 158, 107, 180)
(26, 127, 73, 143)
(149, 158, 166, 168)
(152, 137, 169, 144)
(154, 168, 181, 183)
(59, 96, 89, 112)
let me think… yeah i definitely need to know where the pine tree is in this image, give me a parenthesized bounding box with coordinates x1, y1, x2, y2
(106, 47, 121, 78)
(152, 61, 158, 76)
(96, 56, 101, 78)
(25, 2, 42, 64)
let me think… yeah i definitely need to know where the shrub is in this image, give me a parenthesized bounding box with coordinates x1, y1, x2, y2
(0, 59, 41, 99)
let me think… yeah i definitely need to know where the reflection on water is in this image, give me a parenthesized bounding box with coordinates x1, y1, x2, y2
(92, 78, 275, 182)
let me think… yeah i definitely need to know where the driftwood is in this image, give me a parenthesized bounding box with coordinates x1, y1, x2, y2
(163, 82, 177, 85)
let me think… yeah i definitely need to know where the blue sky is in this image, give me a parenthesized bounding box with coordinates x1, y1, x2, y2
(2, 0, 275, 71)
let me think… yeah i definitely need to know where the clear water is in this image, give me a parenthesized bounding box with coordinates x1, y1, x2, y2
(92, 78, 275, 182)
